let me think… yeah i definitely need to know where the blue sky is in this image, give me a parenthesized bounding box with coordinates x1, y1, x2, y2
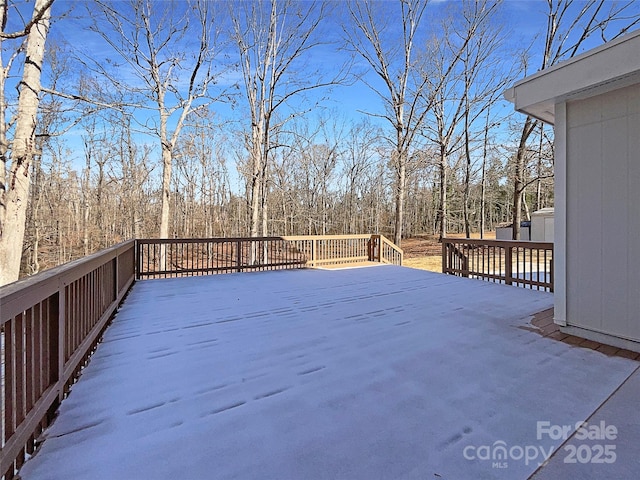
(46, 1, 638, 113)
(5, 0, 639, 174)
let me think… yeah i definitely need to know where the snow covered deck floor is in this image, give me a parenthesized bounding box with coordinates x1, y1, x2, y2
(19, 266, 640, 479)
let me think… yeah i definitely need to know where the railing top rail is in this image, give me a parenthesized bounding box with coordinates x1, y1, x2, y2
(1, 240, 135, 321)
(282, 234, 372, 241)
(379, 235, 404, 254)
(136, 235, 377, 244)
(442, 237, 553, 249)
(136, 236, 298, 244)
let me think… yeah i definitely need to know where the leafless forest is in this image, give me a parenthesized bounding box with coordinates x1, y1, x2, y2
(2, 0, 639, 284)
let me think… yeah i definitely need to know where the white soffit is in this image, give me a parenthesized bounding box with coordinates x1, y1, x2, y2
(504, 29, 640, 125)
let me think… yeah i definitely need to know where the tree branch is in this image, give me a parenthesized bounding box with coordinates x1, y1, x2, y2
(0, 0, 55, 39)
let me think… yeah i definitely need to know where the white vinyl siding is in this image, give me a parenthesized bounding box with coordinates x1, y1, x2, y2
(564, 83, 640, 341)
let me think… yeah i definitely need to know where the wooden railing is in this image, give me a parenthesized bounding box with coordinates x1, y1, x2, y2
(283, 235, 369, 267)
(283, 234, 402, 268)
(442, 238, 553, 292)
(0, 241, 135, 479)
(136, 235, 403, 278)
(0, 234, 401, 477)
(378, 235, 404, 266)
(136, 237, 308, 279)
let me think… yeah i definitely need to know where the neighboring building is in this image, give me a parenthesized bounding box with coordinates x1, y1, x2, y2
(531, 207, 554, 243)
(496, 222, 531, 241)
(505, 30, 640, 352)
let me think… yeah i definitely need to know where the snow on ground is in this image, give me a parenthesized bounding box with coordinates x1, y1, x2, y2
(18, 266, 638, 479)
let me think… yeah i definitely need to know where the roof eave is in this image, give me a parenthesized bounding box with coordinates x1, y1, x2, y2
(504, 29, 640, 125)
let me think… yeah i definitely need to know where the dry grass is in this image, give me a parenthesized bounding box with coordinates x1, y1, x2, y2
(403, 255, 442, 273)
(400, 231, 497, 274)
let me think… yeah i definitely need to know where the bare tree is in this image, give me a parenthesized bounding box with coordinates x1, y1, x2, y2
(426, 46, 466, 242)
(420, 0, 504, 241)
(87, 0, 220, 247)
(286, 114, 344, 235)
(0, 0, 54, 285)
(458, 0, 512, 238)
(510, 0, 640, 239)
(230, 0, 346, 240)
(115, 111, 154, 240)
(21, 40, 76, 275)
(344, 0, 432, 245)
(173, 107, 231, 238)
(340, 119, 380, 234)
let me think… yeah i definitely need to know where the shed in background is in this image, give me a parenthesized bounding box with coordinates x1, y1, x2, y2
(531, 207, 554, 243)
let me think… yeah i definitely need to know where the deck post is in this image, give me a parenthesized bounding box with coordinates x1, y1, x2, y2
(370, 235, 380, 262)
(505, 246, 513, 286)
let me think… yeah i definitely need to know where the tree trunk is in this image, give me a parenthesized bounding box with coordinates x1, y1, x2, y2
(248, 126, 263, 238)
(535, 126, 544, 211)
(82, 150, 91, 256)
(512, 117, 535, 240)
(0, 0, 51, 286)
(394, 156, 406, 246)
(438, 147, 448, 242)
(479, 109, 490, 239)
(159, 143, 172, 239)
(158, 138, 172, 270)
(522, 190, 530, 221)
(463, 109, 472, 238)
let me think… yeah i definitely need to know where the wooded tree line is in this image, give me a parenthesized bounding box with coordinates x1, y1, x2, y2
(2, 0, 639, 284)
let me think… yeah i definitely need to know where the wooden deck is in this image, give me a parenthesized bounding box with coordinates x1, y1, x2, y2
(530, 308, 640, 360)
(15, 268, 640, 480)
(5, 233, 640, 479)
(1, 234, 404, 479)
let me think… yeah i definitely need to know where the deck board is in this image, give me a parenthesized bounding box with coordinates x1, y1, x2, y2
(18, 267, 639, 480)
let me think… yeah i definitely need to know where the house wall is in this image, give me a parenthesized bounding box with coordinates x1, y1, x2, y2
(560, 83, 640, 346)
